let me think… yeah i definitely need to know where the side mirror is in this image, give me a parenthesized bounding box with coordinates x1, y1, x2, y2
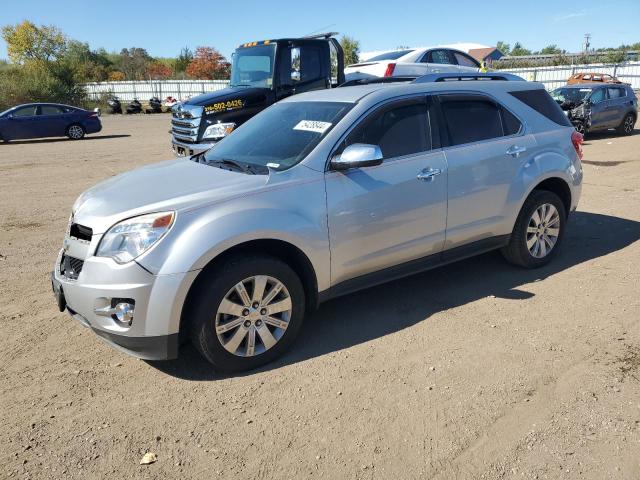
(330, 143, 383, 170)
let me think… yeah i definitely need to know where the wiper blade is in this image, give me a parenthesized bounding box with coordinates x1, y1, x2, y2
(208, 158, 259, 174)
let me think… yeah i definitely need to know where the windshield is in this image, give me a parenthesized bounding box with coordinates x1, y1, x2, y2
(230, 44, 276, 88)
(551, 87, 592, 104)
(365, 49, 415, 62)
(203, 101, 353, 171)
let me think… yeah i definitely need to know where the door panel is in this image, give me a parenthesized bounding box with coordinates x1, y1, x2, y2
(37, 105, 68, 137)
(588, 89, 607, 129)
(4, 105, 39, 139)
(326, 151, 448, 285)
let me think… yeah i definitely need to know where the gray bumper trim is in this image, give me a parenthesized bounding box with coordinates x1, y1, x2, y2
(91, 328, 180, 361)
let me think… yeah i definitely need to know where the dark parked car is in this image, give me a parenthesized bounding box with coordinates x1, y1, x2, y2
(0, 103, 102, 142)
(551, 84, 637, 136)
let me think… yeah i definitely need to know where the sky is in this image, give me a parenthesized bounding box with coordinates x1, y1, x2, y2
(1, 0, 639, 60)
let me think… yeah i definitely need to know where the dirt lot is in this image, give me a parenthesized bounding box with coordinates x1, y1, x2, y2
(1, 114, 639, 480)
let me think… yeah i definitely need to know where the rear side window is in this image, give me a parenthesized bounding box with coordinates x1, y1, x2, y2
(509, 89, 572, 127)
(40, 105, 64, 115)
(607, 87, 625, 99)
(439, 96, 521, 146)
(343, 101, 431, 159)
(426, 50, 455, 65)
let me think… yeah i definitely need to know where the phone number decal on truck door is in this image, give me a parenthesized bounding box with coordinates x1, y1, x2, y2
(205, 99, 245, 114)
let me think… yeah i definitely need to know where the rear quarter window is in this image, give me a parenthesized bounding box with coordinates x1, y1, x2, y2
(508, 89, 572, 127)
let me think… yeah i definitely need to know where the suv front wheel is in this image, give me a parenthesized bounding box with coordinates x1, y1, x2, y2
(502, 190, 566, 268)
(189, 255, 305, 372)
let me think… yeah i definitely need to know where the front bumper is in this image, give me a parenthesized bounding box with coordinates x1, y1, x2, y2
(51, 250, 198, 360)
(171, 138, 216, 157)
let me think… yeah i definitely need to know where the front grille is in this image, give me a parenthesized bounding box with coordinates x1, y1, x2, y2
(60, 254, 84, 280)
(69, 223, 92, 242)
(171, 119, 196, 128)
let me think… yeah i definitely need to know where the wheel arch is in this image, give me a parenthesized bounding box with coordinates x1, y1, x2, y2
(532, 177, 572, 216)
(180, 238, 320, 334)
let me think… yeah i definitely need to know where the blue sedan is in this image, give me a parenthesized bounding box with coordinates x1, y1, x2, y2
(0, 103, 102, 142)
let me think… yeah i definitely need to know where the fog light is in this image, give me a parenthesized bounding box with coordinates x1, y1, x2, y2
(94, 298, 135, 326)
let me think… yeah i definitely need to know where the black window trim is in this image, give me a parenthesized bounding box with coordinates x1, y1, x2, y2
(325, 94, 439, 172)
(435, 92, 525, 150)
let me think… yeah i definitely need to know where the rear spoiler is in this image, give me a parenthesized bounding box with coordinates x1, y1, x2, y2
(413, 73, 526, 83)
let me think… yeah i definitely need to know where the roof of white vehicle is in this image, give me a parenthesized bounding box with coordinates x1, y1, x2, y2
(283, 79, 545, 104)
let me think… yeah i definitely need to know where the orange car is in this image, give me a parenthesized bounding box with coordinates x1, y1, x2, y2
(567, 72, 623, 84)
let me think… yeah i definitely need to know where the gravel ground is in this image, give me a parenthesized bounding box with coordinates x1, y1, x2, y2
(1, 114, 639, 480)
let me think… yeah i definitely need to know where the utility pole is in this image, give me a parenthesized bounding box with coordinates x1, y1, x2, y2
(583, 33, 591, 54)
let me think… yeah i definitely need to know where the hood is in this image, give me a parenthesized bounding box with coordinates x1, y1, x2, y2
(72, 159, 268, 234)
(184, 86, 270, 107)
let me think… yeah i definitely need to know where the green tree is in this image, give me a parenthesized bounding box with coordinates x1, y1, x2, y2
(117, 47, 151, 80)
(539, 44, 565, 55)
(496, 41, 511, 56)
(174, 47, 193, 73)
(340, 35, 360, 65)
(1, 20, 67, 63)
(510, 42, 532, 56)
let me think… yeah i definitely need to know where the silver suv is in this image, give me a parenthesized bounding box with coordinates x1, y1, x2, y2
(51, 74, 583, 371)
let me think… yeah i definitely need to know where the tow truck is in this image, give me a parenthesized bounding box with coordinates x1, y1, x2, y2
(171, 33, 345, 156)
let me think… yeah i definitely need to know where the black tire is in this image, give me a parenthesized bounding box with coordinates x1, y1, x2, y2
(188, 255, 305, 372)
(617, 113, 635, 135)
(66, 123, 86, 140)
(501, 190, 567, 268)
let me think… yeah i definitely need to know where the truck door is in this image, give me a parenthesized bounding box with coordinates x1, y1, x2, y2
(276, 40, 330, 99)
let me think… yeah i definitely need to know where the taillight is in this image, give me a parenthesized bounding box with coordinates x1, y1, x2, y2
(89, 112, 99, 118)
(571, 130, 583, 160)
(383, 63, 396, 77)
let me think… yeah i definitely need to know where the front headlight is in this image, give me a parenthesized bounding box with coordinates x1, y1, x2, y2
(96, 211, 175, 264)
(202, 122, 235, 140)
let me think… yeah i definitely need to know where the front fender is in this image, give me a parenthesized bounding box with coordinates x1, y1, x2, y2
(138, 181, 330, 292)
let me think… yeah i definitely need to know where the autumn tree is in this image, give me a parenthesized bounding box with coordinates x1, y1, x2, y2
(1, 20, 67, 63)
(145, 61, 172, 79)
(186, 47, 230, 80)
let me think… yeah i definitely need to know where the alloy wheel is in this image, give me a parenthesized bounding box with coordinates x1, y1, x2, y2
(624, 115, 634, 134)
(215, 275, 292, 357)
(69, 125, 84, 139)
(526, 203, 560, 259)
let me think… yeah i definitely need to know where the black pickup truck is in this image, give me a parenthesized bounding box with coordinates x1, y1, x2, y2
(171, 33, 345, 156)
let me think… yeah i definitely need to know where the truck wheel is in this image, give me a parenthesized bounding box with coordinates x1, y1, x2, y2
(501, 190, 566, 268)
(66, 124, 86, 140)
(617, 114, 635, 135)
(188, 255, 305, 372)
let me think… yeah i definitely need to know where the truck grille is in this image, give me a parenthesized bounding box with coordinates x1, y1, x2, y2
(60, 254, 84, 280)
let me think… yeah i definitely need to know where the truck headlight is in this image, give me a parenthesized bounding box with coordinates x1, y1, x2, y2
(96, 212, 175, 264)
(202, 122, 235, 140)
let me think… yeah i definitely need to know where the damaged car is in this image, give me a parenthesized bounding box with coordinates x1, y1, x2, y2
(551, 84, 637, 136)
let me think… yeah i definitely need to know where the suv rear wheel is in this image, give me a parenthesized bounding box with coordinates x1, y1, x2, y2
(617, 113, 635, 135)
(501, 190, 566, 268)
(189, 255, 305, 372)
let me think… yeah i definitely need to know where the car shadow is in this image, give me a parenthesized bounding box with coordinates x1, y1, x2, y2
(3, 135, 131, 145)
(149, 211, 640, 380)
(583, 128, 639, 143)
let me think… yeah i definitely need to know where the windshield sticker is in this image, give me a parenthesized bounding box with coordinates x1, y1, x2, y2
(204, 99, 244, 114)
(293, 120, 332, 133)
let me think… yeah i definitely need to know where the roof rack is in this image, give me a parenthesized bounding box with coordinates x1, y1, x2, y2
(339, 76, 418, 87)
(412, 73, 525, 83)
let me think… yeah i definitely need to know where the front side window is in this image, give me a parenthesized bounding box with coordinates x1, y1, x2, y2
(340, 101, 431, 160)
(589, 88, 605, 103)
(454, 52, 480, 67)
(12, 106, 38, 117)
(426, 50, 454, 65)
(230, 44, 276, 88)
(440, 96, 521, 146)
(203, 101, 352, 171)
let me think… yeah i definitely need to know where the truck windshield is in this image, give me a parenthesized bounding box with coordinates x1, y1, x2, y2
(230, 44, 276, 88)
(203, 101, 353, 171)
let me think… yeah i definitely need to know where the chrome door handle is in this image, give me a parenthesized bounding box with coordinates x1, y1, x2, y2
(506, 145, 527, 158)
(417, 168, 442, 182)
